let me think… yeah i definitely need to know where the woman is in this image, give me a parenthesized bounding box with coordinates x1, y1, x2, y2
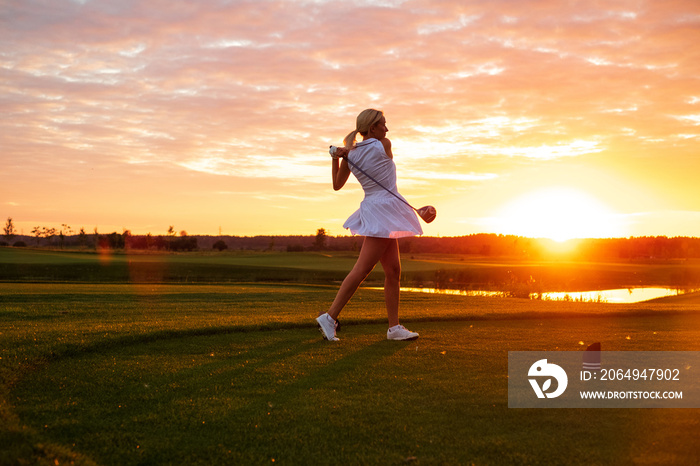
(316, 109, 422, 342)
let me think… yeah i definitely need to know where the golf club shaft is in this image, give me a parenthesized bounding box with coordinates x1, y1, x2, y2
(341, 155, 418, 212)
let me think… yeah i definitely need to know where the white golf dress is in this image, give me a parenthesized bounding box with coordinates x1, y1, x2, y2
(342, 138, 422, 239)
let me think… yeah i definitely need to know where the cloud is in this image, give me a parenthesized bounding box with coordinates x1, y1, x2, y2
(2, 0, 699, 235)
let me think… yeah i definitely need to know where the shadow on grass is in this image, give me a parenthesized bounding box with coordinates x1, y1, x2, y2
(30, 318, 409, 369)
(269, 337, 411, 402)
(26, 302, 699, 376)
(12, 328, 412, 464)
(12, 317, 700, 465)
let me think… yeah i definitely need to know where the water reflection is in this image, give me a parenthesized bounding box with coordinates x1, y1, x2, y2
(365, 286, 698, 304)
(537, 287, 697, 303)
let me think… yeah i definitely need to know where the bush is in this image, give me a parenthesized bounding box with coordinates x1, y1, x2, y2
(13, 241, 27, 247)
(170, 236, 198, 252)
(213, 240, 228, 251)
(98, 232, 125, 250)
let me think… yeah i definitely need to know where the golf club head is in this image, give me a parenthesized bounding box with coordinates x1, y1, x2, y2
(417, 205, 437, 223)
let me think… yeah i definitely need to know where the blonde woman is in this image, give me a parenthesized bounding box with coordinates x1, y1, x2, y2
(317, 109, 421, 341)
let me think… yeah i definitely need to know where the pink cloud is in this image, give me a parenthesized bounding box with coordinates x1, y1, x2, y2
(2, 0, 699, 235)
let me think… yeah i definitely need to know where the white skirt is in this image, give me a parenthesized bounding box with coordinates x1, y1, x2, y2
(343, 195, 423, 238)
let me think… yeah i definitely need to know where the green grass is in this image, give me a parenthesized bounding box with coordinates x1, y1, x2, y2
(3, 247, 700, 291)
(2, 282, 700, 464)
(0, 248, 391, 284)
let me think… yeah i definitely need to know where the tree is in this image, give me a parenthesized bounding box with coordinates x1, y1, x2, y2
(213, 240, 228, 251)
(170, 235, 197, 251)
(104, 232, 125, 249)
(31, 226, 56, 247)
(59, 224, 72, 249)
(3, 217, 16, 243)
(122, 229, 132, 251)
(314, 228, 328, 250)
(44, 227, 56, 246)
(78, 227, 87, 247)
(32, 226, 42, 245)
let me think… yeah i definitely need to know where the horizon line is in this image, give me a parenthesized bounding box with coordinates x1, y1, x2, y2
(5, 232, 700, 241)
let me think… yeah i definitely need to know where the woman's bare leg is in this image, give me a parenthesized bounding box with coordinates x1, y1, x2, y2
(327, 237, 392, 320)
(379, 239, 401, 327)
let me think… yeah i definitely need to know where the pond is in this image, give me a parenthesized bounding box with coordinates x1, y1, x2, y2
(367, 286, 699, 303)
(536, 287, 698, 303)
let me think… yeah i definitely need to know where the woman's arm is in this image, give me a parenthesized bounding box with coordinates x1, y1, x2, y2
(332, 148, 352, 191)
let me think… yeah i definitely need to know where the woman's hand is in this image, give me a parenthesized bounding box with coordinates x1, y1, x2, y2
(333, 147, 350, 159)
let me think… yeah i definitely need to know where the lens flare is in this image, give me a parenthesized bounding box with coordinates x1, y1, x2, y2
(490, 187, 624, 242)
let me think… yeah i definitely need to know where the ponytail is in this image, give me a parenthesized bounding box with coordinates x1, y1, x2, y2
(343, 109, 383, 149)
(343, 130, 360, 149)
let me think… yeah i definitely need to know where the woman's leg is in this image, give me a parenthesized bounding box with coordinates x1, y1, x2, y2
(379, 239, 401, 327)
(379, 240, 418, 340)
(327, 236, 392, 320)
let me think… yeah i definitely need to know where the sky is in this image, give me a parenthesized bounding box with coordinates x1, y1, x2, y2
(2, 0, 699, 241)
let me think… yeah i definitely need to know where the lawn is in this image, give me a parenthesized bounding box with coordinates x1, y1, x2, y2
(2, 247, 700, 291)
(2, 281, 700, 465)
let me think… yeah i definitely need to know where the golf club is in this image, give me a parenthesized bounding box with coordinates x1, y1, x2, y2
(329, 145, 437, 223)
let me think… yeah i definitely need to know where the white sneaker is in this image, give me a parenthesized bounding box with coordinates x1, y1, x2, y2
(316, 313, 339, 341)
(387, 325, 419, 341)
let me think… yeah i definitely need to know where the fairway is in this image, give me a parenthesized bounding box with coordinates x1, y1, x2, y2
(2, 282, 700, 464)
(3, 248, 700, 293)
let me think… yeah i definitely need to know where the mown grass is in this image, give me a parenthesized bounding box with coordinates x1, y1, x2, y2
(3, 247, 700, 291)
(2, 282, 700, 465)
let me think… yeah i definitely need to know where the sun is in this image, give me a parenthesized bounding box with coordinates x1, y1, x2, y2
(491, 187, 624, 242)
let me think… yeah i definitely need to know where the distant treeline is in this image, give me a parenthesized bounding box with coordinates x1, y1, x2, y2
(4, 232, 700, 260)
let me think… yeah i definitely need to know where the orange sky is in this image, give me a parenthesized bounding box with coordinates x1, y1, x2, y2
(2, 0, 699, 240)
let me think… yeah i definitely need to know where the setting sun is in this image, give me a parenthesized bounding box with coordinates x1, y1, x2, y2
(489, 187, 625, 242)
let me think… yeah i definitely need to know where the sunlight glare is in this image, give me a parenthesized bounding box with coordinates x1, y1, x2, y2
(490, 187, 623, 242)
